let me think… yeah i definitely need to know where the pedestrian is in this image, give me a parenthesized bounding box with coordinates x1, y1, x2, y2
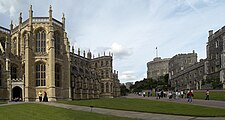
(181, 90, 184, 98)
(43, 91, 48, 102)
(161, 90, 164, 98)
(205, 89, 209, 100)
(187, 90, 194, 103)
(38, 91, 42, 102)
(143, 92, 146, 97)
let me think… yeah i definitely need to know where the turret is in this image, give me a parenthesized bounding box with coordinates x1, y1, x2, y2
(29, 5, 33, 25)
(72, 46, 74, 53)
(78, 48, 80, 56)
(87, 50, 92, 59)
(83, 50, 86, 58)
(62, 13, 65, 29)
(10, 20, 13, 32)
(49, 5, 53, 25)
(19, 12, 22, 25)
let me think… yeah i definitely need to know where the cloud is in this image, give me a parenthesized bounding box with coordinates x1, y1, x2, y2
(109, 43, 132, 59)
(0, 0, 28, 17)
(119, 71, 138, 83)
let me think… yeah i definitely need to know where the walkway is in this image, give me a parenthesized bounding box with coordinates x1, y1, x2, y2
(125, 94, 225, 109)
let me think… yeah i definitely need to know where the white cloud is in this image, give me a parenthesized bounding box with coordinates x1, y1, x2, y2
(119, 71, 138, 83)
(0, 0, 28, 17)
(109, 43, 132, 59)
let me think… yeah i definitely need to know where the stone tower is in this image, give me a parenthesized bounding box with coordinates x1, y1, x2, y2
(8, 5, 71, 101)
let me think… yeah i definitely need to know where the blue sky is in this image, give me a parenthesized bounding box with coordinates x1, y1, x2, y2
(1, 0, 225, 83)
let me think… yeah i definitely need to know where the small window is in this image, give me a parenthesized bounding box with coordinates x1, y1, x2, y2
(216, 40, 219, 48)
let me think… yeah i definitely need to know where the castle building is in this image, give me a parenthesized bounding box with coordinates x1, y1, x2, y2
(207, 28, 225, 89)
(0, 5, 120, 101)
(169, 59, 206, 90)
(147, 57, 170, 80)
(168, 51, 199, 90)
(168, 27, 225, 90)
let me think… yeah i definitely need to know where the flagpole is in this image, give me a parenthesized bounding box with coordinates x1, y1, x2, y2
(156, 47, 158, 58)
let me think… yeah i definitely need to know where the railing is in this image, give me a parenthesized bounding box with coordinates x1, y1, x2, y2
(10, 17, 63, 34)
(32, 17, 49, 23)
(11, 78, 23, 82)
(0, 26, 10, 34)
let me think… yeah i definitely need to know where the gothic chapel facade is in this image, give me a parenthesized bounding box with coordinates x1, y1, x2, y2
(0, 6, 120, 101)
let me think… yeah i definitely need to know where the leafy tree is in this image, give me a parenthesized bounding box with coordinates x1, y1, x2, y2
(205, 78, 223, 89)
(130, 74, 170, 92)
(120, 84, 129, 96)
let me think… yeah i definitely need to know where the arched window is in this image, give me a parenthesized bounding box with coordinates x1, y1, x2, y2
(36, 30, 46, 53)
(54, 32, 60, 55)
(106, 82, 109, 93)
(36, 63, 46, 86)
(23, 33, 27, 55)
(55, 64, 61, 87)
(0, 64, 2, 86)
(11, 64, 17, 79)
(101, 83, 104, 93)
(12, 38, 17, 55)
(0, 37, 5, 53)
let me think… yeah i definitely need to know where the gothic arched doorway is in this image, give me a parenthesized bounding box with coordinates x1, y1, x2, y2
(12, 86, 22, 101)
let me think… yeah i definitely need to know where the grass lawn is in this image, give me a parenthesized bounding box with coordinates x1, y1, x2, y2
(193, 91, 225, 101)
(59, 98, 225, 117)
(0, 103, 133, 120)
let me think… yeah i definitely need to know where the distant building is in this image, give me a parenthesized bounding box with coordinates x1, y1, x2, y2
(147, 57, 170, 80)
(169, 59, 206, 90)
(168, 51, 199, 90)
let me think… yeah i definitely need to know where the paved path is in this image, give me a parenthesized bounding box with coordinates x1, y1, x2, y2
(125, 94, 225, 109)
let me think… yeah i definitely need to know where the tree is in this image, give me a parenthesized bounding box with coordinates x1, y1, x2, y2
(130, 74, 170, 92)
(120, 84, 129, 96)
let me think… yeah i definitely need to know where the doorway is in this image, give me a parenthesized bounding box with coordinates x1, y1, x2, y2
(12, 86, 22, 101)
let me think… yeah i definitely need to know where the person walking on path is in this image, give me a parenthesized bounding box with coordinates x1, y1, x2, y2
(187, 90, 194, 103)
(205, 90, 209, 100)
(43, 91, 48, 102)
(38, 91, 42, 102)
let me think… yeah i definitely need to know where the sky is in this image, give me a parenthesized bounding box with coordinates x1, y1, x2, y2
(1, 0, 225, 83)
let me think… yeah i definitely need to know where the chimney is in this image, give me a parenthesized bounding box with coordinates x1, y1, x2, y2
(209, 30, 213, 36)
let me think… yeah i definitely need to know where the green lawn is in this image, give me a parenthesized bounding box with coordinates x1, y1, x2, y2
(59, 98, 225, 117)
(193, 91, 225, 101)
(0, 103, 133, 120)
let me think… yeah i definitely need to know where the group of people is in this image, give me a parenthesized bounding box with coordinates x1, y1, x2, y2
(155, 89, 210, 103)
(186, 89, 210, 103)
(140, 89, 210, 103)
(38, 91, 48, 102)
